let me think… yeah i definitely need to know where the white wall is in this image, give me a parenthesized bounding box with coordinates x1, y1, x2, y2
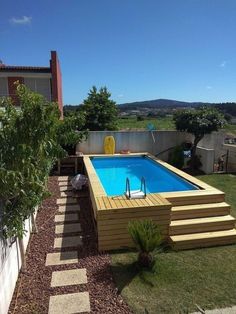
(0, 210, 37, 314)
(77, 130, 193, 160)
(77, 130, 235, 174)
(196, 146, 215, 174)
(198, 131, 228, 160)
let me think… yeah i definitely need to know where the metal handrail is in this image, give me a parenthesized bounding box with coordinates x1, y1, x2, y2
(126, 177, 146, 199)
(126, 177, 131, 199)
(140, 177, 147, 197)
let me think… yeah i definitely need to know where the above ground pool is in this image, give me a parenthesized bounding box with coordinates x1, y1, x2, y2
(91, 156, 198, 196)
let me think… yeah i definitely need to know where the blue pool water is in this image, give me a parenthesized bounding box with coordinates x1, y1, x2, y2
(91, 156, 198, 196)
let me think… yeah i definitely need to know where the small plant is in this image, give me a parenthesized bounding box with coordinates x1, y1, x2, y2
(128, 219, 162, 268)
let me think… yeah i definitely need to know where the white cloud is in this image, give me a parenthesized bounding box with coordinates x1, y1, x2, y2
(9, 16, 32, 25)
(206, 85, 212, 90)
(117, 94, 124, 98)
(220, 60, 227, 68)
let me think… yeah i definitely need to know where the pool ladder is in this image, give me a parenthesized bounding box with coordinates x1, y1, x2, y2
(125, 177, 147, 199)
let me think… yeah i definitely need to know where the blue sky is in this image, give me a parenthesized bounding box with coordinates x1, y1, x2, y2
(1, 0, 236, 105)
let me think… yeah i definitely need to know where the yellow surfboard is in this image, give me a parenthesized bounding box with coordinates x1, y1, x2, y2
(104, 136, 115, 154)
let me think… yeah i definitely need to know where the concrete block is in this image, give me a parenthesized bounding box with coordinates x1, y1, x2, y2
(58, 205, 80, 213)
(59, 186, 73, 192)
(46, 251, 78, 266)
(56, 198, 77, 205)
(51, 268, 87, 287)
(54, 213, 78, 223)
(55, 223, 81, 234)
(60, 191, 73, 198)
(54, 236, 82, 248)
(48, 292, 90, 313)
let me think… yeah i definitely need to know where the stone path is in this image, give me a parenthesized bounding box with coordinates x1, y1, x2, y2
(47, 176, 91, 314)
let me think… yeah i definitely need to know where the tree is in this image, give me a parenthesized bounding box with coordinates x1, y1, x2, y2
(174, 107, 225, 168)
(57, 110, 87, 154)
(81, 86, 118, 130)
(0, 84, 85, 269)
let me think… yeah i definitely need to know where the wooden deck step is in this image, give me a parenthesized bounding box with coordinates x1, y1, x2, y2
(170, 229, 236, 250)
(171, 202, 230, 220)
(165, 190, 225, 206)
(170, 215, 235, 235)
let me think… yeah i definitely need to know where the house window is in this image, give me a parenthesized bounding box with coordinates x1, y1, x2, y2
(24, 78, 51, 101)
(0, 78, 8, 97)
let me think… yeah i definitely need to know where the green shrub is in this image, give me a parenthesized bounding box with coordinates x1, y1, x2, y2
(168, 145, 184, 169)
(128, 219, 162, 268)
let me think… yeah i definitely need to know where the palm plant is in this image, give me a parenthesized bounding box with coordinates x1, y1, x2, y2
(128, 219, 162, 268)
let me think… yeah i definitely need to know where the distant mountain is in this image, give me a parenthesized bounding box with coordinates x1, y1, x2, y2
(118, 99, 208, 110)
(63, 99, 236, 116)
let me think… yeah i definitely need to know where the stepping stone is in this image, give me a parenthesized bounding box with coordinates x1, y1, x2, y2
(55, 223, 81, 234)
(48, 292, 90, 314)
(60, 191, 73, 198)
(51, 268, 87, 287)
(59, 181, 71, 187)
(46, 251, 78, 266)
(54, 236, 82, 248)
(59, 186, 73, 192)
(58, 176, 72, 182)
(56, 198, 77, 205)
(58, 204, 80, 213)
(55, 213, 78, 223)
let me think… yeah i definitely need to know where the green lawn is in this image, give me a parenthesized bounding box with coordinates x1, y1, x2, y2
(118, 117, 175, 130)
(111, 174, 236, 314)
(118, 116, 236, 135)
(224, 123, 236, 135)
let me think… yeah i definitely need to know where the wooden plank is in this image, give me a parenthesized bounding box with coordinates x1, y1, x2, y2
(171, 209, 230, 220)
(98, 236, 168, 247)
(98, 214, 170, 222)
(112, 198, 123, 208)
(97, 214, 170, 226)
(98, 231, 169, 242)
(98, 220, 169, 231)
(96, 197, 104, 211)
(171, 215, 235, 226)
(102, 197, 111, 209)
(107, 198, 117, 209)
(171, 202, 230, 212)
(97, 207, 171, 219)
(170, 223, 235, 236)
(148, 193, 159, 205)
(172, 238, 236, 250)
(170, 229, 236, 242)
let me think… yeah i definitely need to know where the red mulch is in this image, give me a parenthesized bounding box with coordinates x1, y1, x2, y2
(8, 176, 132, 314)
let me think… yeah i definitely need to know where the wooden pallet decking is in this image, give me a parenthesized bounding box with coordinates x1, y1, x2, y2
(96, 194, 171, 251)
(84, 154, 236, 251)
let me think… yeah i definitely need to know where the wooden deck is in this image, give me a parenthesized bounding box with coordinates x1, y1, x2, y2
(83, 153, 236, 251)
(96, 194, 171, 251)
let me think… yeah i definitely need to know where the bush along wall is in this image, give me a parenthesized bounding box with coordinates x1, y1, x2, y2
(0, 84, 86, 269)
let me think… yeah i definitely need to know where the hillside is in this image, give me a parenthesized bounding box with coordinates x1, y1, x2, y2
(118, 98, 206, 110)
(63, 99, 236, 117)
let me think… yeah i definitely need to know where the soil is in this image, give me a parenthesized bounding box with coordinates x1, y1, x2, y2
(8, 176, 132, 314)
